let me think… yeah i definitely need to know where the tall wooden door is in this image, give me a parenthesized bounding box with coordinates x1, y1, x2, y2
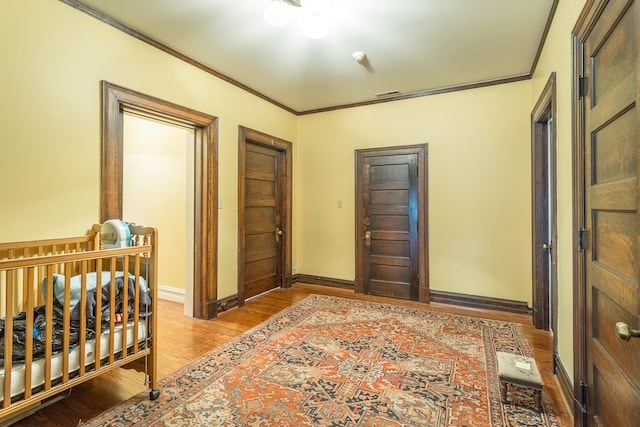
(238, 128, 292, 305)
(576, 0, 640, 425)
(532, 73, 558, 334)
(355, 145, 428, 302)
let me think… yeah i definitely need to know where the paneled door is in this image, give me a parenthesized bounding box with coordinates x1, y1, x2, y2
(355, 145, 429, 302)
(531, 73, 558, 336)
(576, 0, 640, 425)
(238, 128, 292, 305)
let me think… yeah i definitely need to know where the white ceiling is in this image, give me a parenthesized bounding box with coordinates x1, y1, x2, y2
(72, 0, 556, 114)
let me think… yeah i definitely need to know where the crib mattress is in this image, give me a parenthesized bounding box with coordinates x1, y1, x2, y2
(0, 320, 148, 401)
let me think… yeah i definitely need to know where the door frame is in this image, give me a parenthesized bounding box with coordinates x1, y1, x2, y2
(354, 144, 429, 302)
(101, 81, 219, 320)
(237, 126, 293, 306)
(572, 0, 611, 424)
(531, 72, 558, 336)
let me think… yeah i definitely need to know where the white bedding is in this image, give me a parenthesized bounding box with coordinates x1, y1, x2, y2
(0, 320, 147, 401)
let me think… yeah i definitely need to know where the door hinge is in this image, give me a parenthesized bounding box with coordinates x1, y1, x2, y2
(578, 76, 587, 99)
(573, 381, 589, 425)
(578, 228, 587, 252)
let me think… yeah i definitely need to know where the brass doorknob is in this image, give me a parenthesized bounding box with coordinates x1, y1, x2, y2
(615, 322, 640, 341)
(364, 230, 371, 246)
(543, 242, 552, 250)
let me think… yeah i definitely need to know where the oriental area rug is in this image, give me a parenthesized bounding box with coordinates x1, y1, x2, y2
(84, 295, 560, 426)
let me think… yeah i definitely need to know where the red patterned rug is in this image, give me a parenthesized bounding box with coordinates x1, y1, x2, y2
(84, 295, 560, 426)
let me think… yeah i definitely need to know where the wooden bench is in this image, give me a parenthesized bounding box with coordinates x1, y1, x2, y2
(496, 351, 543, 412)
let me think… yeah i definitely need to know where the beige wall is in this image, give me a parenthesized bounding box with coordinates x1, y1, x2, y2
(123, 115, 193, 298)
(531, 0, 587, 384)
(1, 0, 586, 384)
(297, 81, 534, 303)
(0, 0, 297, 300)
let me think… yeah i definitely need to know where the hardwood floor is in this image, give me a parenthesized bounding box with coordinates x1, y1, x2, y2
(7, 283, 573, 426)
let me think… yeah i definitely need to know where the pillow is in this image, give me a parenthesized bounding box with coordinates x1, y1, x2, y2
(42, 272, 148, 311)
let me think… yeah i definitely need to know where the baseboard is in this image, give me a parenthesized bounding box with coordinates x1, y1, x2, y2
(429, 290, 531, 315)
(294, 275, 529, 315)
(294, 274, 354, 289)
(157, 284, 185, 303)
(215, 276, 529, 316)
(554, 352, 574, 416)
(214, 277, 351, 313)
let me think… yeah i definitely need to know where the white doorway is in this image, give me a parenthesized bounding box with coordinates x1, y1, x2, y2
(122, 114, 195, 317)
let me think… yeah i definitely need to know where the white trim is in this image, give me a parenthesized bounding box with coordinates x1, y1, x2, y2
(157, 284, 185, 304)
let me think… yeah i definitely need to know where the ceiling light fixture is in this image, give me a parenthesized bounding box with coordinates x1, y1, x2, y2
(264, 0, 329, 39)
(264, 0, 294, 26)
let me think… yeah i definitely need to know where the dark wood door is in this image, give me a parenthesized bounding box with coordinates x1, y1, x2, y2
(580, 0, 640, 425)
(355, 145, 428, 301)
(240, 142, 285, 302)
(532, 74, 558, 333)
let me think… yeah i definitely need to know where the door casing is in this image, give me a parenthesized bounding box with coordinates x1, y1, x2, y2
(354, 144, 429, 302)
(531, 72, 558, 338)
(101, 81, 219, 320)
(572, 0, 640, 425)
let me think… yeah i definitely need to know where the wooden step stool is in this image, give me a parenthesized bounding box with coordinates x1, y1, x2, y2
(496, 351, 543, 412)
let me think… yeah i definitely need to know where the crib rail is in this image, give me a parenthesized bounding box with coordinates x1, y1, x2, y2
(0, 225, 158, 420)
(0, 234, 98, 316)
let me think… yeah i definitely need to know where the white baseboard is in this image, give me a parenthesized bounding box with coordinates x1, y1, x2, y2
(157, 284, 185, 304)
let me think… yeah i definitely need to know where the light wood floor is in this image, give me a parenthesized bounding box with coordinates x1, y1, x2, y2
(7, 283, 573, 426)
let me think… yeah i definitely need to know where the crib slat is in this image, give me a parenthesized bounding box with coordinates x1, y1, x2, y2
(37, 246, 44, 307)
(133, 255, 140, 354)
(44, 266, 53, 391)
(94, 259, 103, 372)
(3, 273, 14, 408)
(22, 248, 29, 311)
(62, 263, 71, 382)
(121, 255, 129, 359)
(108, 262, 116, 365)
(23, 267, 35, 400)
(79, 261, 87, 376)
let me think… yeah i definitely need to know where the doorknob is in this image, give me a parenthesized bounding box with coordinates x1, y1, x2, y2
(542, 242, 552, 250)
(364, 230, 371, 246)
(276, 227, 283, 243)
(615, 322, 640, 341)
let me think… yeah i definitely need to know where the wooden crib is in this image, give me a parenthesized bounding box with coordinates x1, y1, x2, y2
(0, 224, 159, 422)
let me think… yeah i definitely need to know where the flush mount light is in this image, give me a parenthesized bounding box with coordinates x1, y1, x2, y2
(263, 0, 296, 26)
(264, 0, 329, 39)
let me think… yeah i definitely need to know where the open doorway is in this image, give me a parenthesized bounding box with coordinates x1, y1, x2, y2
(101, 81, 219, 319)
(122, 114, 195, 317)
